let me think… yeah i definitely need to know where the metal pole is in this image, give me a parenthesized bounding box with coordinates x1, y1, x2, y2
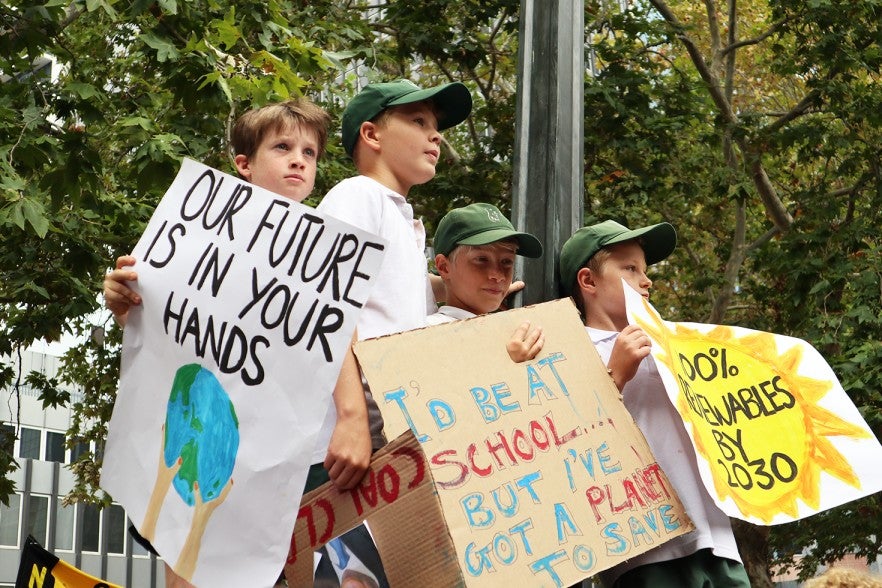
(512, 0, 585, 305)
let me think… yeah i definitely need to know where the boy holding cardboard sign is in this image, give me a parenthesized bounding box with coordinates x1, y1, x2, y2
(428, 202, 545, 361)
(297, 79, 474, 587)
(310, 79, 474, 485)
(558, 220, 750, 588)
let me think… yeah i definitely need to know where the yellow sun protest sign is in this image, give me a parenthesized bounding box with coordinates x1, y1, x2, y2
(624, 283, 882, 525)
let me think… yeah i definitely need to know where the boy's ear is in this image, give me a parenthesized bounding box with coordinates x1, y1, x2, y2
(576, 267, 596, 294)
(359, 121, 382, 153)
(434, 253, 452, 278)
(234, 154, 252, 181)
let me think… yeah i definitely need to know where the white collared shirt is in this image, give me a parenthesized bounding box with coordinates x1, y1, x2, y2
(589, 327, 742, 584)
(426, 305, 476, 325)
(310, 175, 435, 462)
(318, 175, 435, 339)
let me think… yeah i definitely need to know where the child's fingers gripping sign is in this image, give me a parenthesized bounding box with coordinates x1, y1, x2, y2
(506, 320, 545, 363)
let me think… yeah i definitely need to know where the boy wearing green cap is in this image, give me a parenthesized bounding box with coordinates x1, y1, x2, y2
(298, 80, 472, 587)
(429, 202, 545, 360)
(558, 220, 749, 588)
(312, 79, 473, 490)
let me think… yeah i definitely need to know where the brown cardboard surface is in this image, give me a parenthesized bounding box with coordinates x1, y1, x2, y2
(283, 431, 463, 585)
(352, 299, 693, 587)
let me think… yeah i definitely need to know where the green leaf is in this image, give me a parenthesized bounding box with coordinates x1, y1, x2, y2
(213, 10, 241, 49)
(808, 279, 831, 295)
(21, 105, 44, 130)
(139, 32, 180, 62)
(119, 116, 155, 130)
(19, 198, 50, 238)
(65, 81, 102, 100)
(0, 171, 26, 192)
(158, 0, 178, 15)
(216, 75, 232, 103)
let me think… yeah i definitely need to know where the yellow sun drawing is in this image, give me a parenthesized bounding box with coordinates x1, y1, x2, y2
(634, 298, 870, 523)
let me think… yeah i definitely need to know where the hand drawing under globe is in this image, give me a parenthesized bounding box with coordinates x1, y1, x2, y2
(140, 364, 239, 582)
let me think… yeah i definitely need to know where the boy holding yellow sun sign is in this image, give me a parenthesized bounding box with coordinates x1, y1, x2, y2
(558, 220, 751, 588)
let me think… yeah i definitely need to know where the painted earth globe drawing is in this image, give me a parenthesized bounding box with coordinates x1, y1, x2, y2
(164, 364, 239, 506)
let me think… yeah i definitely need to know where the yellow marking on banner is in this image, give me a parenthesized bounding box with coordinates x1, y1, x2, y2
(28, 564, 48, 588)
(635, 297, 869, 523)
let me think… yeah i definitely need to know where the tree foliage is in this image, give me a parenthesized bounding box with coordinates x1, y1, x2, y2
(582, 0, 882, 582)
(2, 0, 881, 582)
(0, 0, 521, 503)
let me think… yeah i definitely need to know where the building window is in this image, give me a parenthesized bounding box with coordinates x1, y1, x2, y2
(45, 431, 66, 463)
(81, 503, 101, 552)
(26, 494, 49, 546)
(132, 534, 149, 557)
(55, 500, 75, 551)
(107, 504, 126, 555)
(19, 427, 41, 460)
(1, 424, 14, 450)
(70, 439, 90, 463)
(0, 493, 21, 547)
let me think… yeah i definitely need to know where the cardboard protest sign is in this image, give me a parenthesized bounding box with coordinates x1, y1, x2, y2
(16, 535, 123, 588)
(624, 283, 882, 525)
(284, 430, 456, 586)
(100, 158, 386, 587)
(349, 299, 692, 587)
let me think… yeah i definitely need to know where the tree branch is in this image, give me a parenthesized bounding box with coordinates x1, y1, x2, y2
(742, 150, 794, 231)
(745, 226, 780, 255)
(704, 0, 722, 59)
(708, 193, 746, 324)
(763, 88, 821, 135)
(720, 17, 790, 56)
(651, 0, 794, 233)
(724, 0, 737, 100)
(648, 0, 737, 124)
(1, 2, 83, 43)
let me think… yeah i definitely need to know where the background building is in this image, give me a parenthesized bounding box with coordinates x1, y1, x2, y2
(0, 349, 166, 587)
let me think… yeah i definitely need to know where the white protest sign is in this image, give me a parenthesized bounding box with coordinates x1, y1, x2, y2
(624, 282, 882, 525)
(101, 158, 386, 587)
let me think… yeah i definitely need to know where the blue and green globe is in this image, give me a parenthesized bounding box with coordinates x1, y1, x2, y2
(164, 364, 239, 506)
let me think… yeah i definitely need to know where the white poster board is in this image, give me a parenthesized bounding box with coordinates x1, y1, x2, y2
(624, 283, 882, 525)
(101, 158, 386, 587)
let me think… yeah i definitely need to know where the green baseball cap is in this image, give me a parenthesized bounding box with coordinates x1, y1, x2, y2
(558, 220, 677, 296)
(341, 79, 473, 156)
(434, 203, 543, 258)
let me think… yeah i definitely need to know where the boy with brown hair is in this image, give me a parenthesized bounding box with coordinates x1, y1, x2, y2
(104, 97, 331, 322)
(310, 79, 473, 488)
(558, 220, 750, 588)
(103, 97, 332, 588)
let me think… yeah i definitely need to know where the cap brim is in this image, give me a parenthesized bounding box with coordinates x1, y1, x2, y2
(457, 228, 543, 258)
(388, 82, 472, 130)
(606, 222, 677, 265)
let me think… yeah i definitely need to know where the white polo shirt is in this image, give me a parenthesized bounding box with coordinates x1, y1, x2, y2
(311, 175, 435, 462)
(426, 305, 476, 325)
(589, 327, 742, 584)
